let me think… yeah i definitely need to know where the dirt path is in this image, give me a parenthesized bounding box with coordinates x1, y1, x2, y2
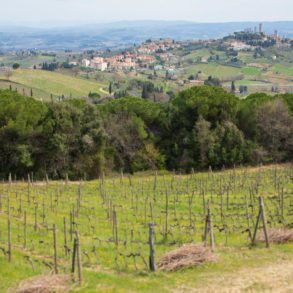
(175, 260, 293, 293)
(99, 87, 109, 94)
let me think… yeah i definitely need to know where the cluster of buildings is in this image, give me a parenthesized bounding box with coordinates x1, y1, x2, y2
(82, 57, 108, 71)
(81, 55, 136, 71)
(137, 38, 179, 54)
(227, 23, 289, 51)
(229, 41, 252, 51)
(81, 39, 179, 72)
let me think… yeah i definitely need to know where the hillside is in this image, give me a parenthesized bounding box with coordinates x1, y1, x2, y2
(0, 69, 107, 100)
(0, 165, 292, 292)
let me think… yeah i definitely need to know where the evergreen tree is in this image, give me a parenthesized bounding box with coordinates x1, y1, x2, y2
(142, 85, 148, 99)
(231, 81, 236, 92)
(109, 82, 113, 94)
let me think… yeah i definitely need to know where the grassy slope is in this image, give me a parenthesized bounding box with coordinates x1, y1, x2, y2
(183, 63, 241, 78)
(0, 55, 56, 68)
(0, 165, 292, 292)
(1, 245, 293, 292)
(271, 64, 293, 76)
(0, 69, 107, 100)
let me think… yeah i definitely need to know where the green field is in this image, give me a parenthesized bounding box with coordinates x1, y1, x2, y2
(241, 66, 262, 76)
(183, 63, 242, 79)
(181, 48, 212, 60)
(0, 55, 57, 68)
(271, 64, 293, 76)
(0, 69, 107, 100)
(0, 165, 292, 292)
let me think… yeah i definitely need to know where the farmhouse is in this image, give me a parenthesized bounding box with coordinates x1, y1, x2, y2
(81, 59, 90, 67)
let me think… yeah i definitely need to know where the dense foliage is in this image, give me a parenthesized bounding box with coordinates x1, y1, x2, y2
(0, 87, 292, 179)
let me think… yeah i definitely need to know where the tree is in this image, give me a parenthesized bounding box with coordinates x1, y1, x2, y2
(195, 116, 213, 167)
(0, 86, 292, 178)
(231, 81, 236, 93)
(109, 82, 113, 94)
(239, 85, 248, 94)
(142, 85, 148, 99)
(257, 99, 293, 162)
(204, 76, 221, 87)
(208, 121, 245, 168)
(12, 63, 20, 70)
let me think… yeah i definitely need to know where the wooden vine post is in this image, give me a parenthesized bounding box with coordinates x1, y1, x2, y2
(149, 223, 156, 271)
(203, 200, 215, 252)
(76, 231, 83, 284)
(7, 195, 12, 262)
(71, 231, 82, 284)
(71, 238, 77, 280)
(23, 211, 27, 249)
(245, 194, 252, 240)
(252, 196, 269, 248)
(64, 217, 68, 257)
(113, 209, 118, 247)
(53, 224, 58, 274)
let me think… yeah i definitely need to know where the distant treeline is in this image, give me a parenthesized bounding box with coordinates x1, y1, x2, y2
(0, 86, 292, 179)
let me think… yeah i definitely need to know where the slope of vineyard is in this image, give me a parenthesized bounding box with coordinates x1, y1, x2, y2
(0, 164, 292, 292)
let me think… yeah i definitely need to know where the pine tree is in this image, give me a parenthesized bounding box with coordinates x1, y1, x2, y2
(231, 81, 236, 92)
(142, 85, 148, 99)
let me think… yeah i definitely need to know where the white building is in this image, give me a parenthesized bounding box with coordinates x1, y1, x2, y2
(90, 60, 108, 71)
(82, 59, 91, 67)
(97, 62, 108, 71)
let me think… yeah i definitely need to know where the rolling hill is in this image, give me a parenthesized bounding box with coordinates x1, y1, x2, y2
(0, 69, 107, 100)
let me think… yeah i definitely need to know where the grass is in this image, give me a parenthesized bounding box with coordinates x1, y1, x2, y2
(271, 64, 293, 76)
(0, 55, 56, 68)
(0, 80, 55, 101)
(183, 63, 241, 78)
(182, 48, 212, 60)
(0, 69, 107, 100)
(0, 164, 292, 292)
(241, 66, 262, 76)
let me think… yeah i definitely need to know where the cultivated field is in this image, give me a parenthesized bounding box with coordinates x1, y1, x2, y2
(0, 164, 292, 292)
(0, 69, 107, 100)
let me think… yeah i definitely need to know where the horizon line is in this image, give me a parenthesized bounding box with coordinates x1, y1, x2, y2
(1, 19, 293, 28)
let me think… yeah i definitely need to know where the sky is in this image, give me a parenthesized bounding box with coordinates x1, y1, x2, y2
(1, 0, 293, 26)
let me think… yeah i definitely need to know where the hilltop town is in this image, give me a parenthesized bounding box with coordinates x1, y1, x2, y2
(80, 38, 179, 71)
(79, 24, 291, 73)
(0, 23, 293, 100)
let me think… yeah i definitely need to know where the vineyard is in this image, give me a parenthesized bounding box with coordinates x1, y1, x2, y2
(0, 164, 293, 292)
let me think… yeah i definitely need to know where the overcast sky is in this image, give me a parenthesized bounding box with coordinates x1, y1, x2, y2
(1, 0, 293, 26)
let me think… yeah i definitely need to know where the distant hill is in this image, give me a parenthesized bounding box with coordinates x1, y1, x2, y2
(1, 21, 293, 51)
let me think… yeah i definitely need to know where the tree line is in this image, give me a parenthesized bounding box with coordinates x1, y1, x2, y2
(0, 86, 292, 179)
